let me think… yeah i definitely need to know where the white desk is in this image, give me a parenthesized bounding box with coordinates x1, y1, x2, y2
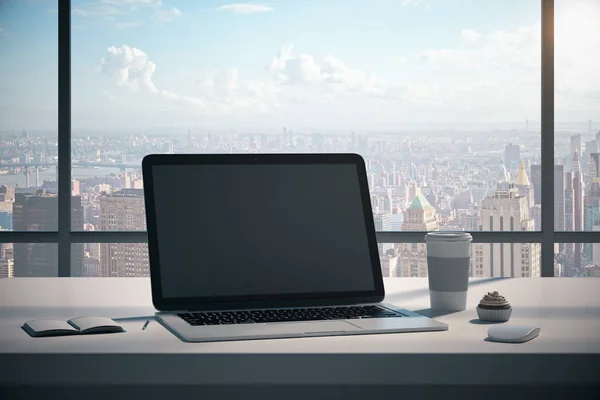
(1, 278, 599, 399)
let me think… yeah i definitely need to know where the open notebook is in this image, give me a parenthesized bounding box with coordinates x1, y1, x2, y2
(22, 317, 125, 337)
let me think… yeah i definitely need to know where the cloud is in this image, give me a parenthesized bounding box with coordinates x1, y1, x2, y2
(0, 25, 5, 36)
(421, 22, 541, 71)
(72, 24, 87, 31)
(97, 45, 158, 93)
(218, 3, 273, 14)
(96, 45, 276, 114)
(113, 21, 141, 30)
(153, 7, 182, 22)
(461, 29, 481, 43)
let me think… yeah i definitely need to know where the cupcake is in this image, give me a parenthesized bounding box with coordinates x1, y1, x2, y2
(476, 291, 512, 322)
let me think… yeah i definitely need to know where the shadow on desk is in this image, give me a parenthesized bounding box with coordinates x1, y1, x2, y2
(2, 384, 599, 400)
(385, 277, 504, 305)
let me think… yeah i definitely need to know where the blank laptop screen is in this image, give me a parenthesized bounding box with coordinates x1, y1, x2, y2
(151, 163, 376, 299)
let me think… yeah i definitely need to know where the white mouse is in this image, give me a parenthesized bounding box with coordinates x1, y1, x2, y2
(487, 325, 540, 343)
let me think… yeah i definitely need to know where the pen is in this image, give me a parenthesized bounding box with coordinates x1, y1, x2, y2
(142, 320, 150, 330)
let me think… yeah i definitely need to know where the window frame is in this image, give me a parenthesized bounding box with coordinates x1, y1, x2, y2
(2, 0, 598, 278)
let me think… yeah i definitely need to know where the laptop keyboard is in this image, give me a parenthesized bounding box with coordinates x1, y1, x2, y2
(177, 305, 403, 326)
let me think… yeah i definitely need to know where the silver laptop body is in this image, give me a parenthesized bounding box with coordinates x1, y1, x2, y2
(142, 153, 448, 342)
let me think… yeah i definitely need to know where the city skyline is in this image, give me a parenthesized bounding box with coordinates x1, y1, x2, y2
(1, 126, 600, 278)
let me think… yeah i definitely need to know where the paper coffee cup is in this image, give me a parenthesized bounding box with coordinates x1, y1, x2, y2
(425, 232, 472, 311)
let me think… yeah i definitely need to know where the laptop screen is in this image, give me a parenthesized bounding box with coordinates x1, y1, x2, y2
(149, 161, 378, 302)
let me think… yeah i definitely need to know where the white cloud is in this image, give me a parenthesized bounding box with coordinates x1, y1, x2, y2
(421, 22, 541, 71)
(72, 24, 87, 31)
(96, 45, 277, 114)
(218, 3, 273, 14)
(97, 45, 158, 93)
(461, 29, 481, 42)
(153, 7, 182, 22)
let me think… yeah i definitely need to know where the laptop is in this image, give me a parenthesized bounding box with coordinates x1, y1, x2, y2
(142, 153, 447, 342)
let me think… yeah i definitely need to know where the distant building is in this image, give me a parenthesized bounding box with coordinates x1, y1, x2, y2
(530, 164, 542, 205)
(0, 185, 15, 202)
(374, 213, 393, 256)
(99, 189, 148, 277)
(504, 143, 521, 172)
(590, 153, 600, 180)
(398, 194, 440, 277)
(582, 264, 600, 277)
(0, 211, 12, 230)
(0, 258, 14, 278)
(83, 254, 100, 278)
(380, 254, 399, 278)
(530, 204, 542, 231)
(12, 190, 83, 277)
(567, 134, 582, 171)
(572, 151, 584, 270)
(476, 179, 540, 278)
(584, 179, 600, 262)
(514, 161, 534, 208)
(554, 165, 565, 231)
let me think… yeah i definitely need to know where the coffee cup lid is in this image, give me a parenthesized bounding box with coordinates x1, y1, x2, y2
(425, 232, 472, 242)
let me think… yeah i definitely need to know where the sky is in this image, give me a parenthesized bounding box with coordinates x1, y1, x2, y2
(0, 0, 599, 132)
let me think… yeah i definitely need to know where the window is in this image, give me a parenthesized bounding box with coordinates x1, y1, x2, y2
(0, 0, 592, 278)
(553, 0, 600, 276)
(0, 0, 59, 232)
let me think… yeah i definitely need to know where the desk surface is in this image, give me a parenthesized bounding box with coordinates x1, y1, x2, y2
(1, 277, 599, 386)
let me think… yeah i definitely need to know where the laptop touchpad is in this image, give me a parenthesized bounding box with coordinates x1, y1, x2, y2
(259, 321, 361, 335)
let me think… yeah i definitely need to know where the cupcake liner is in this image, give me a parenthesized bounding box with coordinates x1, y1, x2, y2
(477, 306, 512, 322)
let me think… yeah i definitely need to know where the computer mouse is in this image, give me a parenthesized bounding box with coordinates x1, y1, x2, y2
(487, 325, 540, 343)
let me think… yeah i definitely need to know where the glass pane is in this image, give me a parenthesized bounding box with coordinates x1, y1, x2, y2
(555, 0, 600, 231)
(0, 242, 58, 278)
(554, 243, 600, 277)
(0, 1, 58, 231)
(75, 243, 149, 277)
(381, 242, 539, 278)
(72, 0, 540, 231)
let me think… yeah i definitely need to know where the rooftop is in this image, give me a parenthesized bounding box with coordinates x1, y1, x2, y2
(407, 193, 433, 210)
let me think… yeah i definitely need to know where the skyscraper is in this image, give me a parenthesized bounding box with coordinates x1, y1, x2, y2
(583, 140, 598, 171)
(530, 164, 542, 205)
(0, 258, 13, 278)
(564, 171, 574, 232)
(572, 151, 584, 270)
(590, 153, 600, 180)
(12, 190, 83, 277)
(398, 194, 440, 277)
(374, 212, 393, 256)
(567, 134, 582, 171)
(514, 161, 534, 208)
(99, 189, 148, 277)
(476, 181, 540, 278)
(554, 165, 565, 231)
(504, 143, 521, 172)
(584, 179, 600, 262)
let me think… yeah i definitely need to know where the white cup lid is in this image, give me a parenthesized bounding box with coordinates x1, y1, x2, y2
(425, 232, 472, 242)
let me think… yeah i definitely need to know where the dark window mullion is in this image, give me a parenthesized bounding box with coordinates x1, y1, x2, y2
(58, 0, 72, 277)
(541, 0, 555, 277)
